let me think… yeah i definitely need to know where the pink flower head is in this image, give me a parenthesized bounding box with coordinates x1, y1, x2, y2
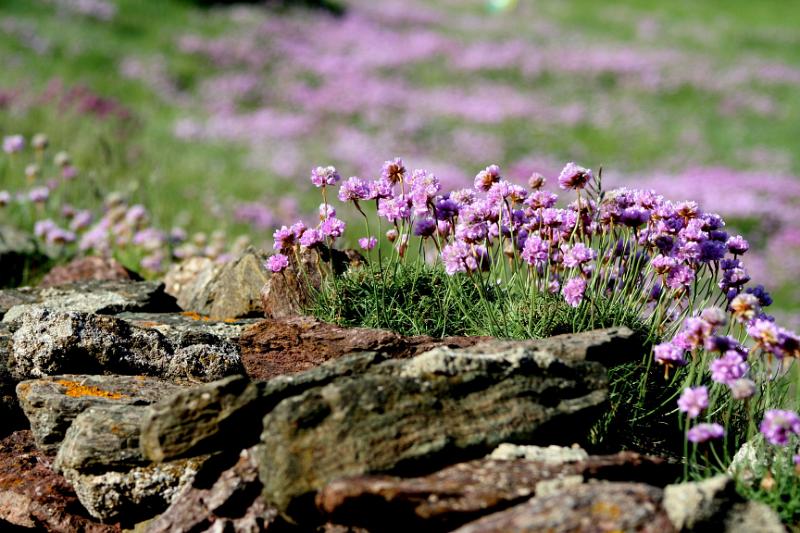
(3, 134, 24, 154)
(319, 203, 336, 220)
(557, 162, 592, 190)
(726, 235, 749, 255)
(299, 228, 323, 248)
(760, 410, 800, 446)
(678, 386, 708, 418)
(310, 166, 340, 188)
(338, 176, 370, 202)
(653, 342, 687, 367)
(709, 352, 749, 385)
(320, 217, 346, 238)
(381, 157, 406, 184)
(562, 243, 596, 268)
(266, 254, 289, 273)
(28, 186, 49, 204)
(0, 190, 10, 207)
(562, 277, 587, 308)
(273, 225, 295, 251)
(474, 164, 501, 192)
(687, 423, 725, 443)
(358, 236, 377, 250)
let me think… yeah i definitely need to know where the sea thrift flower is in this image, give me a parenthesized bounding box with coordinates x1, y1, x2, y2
(474, 164, 501, 192)
(32, 133, 48, 151)
(709, 352, 749, 385)
(54, 151, 71, 167)
(730, 293, 761, 323)
(700, 307, 727, 329)
(727, 235, 749, 255)
(319, 203, 336, 219)
(266, 254, 289, 273)
(62, 166, 78, 180)
(678, 386, 708, 418)
(385, 228, 398, 242)
(28, 187, 49, 204)
(3, 135, 24, 154)
(687, 423, 725, 443)
(0, 191, 9, 207)
(381, 158, 405, 184)
(562, 277, 586, 307)
(338, 176, 369, 202)
(310, 166, 340, 187)
(358, 236, 377, 250)
(521, 235, 549, 266)
(320, 217, 346, 238)
(745, 285, 773, 307)
(34, 219, 57, 239)
(273, 225, 295, 251)
(557, 162, 592, 190)
(25, 164, 39, 180)
(760, 410, 800, 445)
(528, 173, 546, 189)
(654, 342, 687, 367)
(562, 243, 596, 268)
(414, 218, 436, 238)
(729, 378, 756, 400)
(748, 319, 780, 351)
(666, 264, 694, 290)
(299, 228, 323, 248)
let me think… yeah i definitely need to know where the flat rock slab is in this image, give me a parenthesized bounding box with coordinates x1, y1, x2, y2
(8, 308, 244, 381)
(452, 481, 675, 533)
(0, 430, 120, 532)
(0, 288, 39, 320)
(239, 315, 485, 380)
(318, 452, 677, 531)
(258, 345, 608, 521)
(118, 312, 261, 344)
(16, 374, 183, 455)
(39, 256, 142, 288)
(145, 447, 281, 533)
(1, 280, 179, 324)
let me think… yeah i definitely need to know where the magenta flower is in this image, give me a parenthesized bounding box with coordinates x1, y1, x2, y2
(358, 236, 377, 250)
(666, 264, 695, 290)
(338, 176, 369, 202)
(381, 158, 406, 184)
(709, 352, 749, 385)
(377, 196, 411, 222)
(726, 235, 749, 255)
(760, 410, 800, 446)
(474, 164, 501, 192)
(653, 342, 687, 367)
(562, 277, 586, 307)
(319, 203, 336, 219)
(0, 190, 10, 207)
(28, 187, 49, 204)
(3, 134, 24, 154)
(320, 217, 346, 238)
(557, 162, 592, 190)
(273, 225, 295, 251)
(678, 386, 708, 418)
(310, 166, 340, 188)
(562, 243, 596, 268)
(748, 318, 780, 351)
(414, 218, 436, 238)
(299, 228, 323, 248)
(266, 254, 289, 273)
(687, 423, 725, 443)
(521, 235, 549, 266)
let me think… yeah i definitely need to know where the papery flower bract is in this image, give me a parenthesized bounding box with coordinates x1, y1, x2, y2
(748, 318, 780, 352)
(381, 158, 405, 184)
(385, 228, 398, 242)
(730, 293, 761, 323)
(310, 166, 340, 188)
(654, 342, 687, 367)
(709, 352, 749, 385)
(3, 134, 24, 154)
(358, 236, 377, 250)
(729, 378, 756, 400)
(528, 173, 546, 189)
(474, 164, 501, 192)
(557, 162, 592, 190)
(760, 410, 800, 446)
(678, 386, 708, 418)
(562, 277, 586, 308)
(687, 423, 725, 443)
(265, 254, 289, 273)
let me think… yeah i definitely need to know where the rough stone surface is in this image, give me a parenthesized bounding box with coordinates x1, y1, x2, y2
(258, 345, 608, 520)
(16, 374, 182, 455)
(452, 481, 675, 533)
(61, 455, 205, 523)
(163, 257, 220, 313)
(8, 308, 244, 381)
(118, 312, 260, 344)
(0, 430, 120, 531)
(1, 280, 179, 323)
(318, 452, 676, 531)
(239, 315, 485, 380)
(168, 247, 269, 319)
(488, 443, 589, 463)
(141, 352, 386, 463)
(39, 256, 142, 288)
(145, 447, 281, 533)
(0, 288, 38, 320)
(725, 501, 787, 533)
(0, 323, 24, 434)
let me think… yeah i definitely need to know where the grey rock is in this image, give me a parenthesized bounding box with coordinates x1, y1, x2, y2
(0, 323, 23, 431)
(16, 374, 182, 454)
(168, 248, 269, 319)
(0, 288, 38, 320)
(163, 257, 220, 313)
(8, 308, 244, 381)
(452, 481, 674, 533)
(61, 455, 205, 522)
(258, 345, 608, 519)
(141, 352, 385, 463)
(54, 404, 150, 472)
(725, 501, 786, 533)
(145, 447, 280, 533)
(488, 443, 589, 464)
(117, 312, 260, 344)
(1, 280, 179, 323)
(663, 475, 740, 531)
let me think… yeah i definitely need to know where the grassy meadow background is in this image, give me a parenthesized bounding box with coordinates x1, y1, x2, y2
(1, 0, 799, 321)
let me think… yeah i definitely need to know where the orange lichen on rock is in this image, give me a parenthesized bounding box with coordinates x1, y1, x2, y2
(182, 310, 239, 323)
(55, 379, 127, 400)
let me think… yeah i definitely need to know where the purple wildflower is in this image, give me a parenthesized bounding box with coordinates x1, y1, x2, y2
(0, 190, 10, 207)
(620, 206, 650, 227)
(33, 219, 57, 239)
(521, 235, 549, 266)
(414, 218, 436, 238)
(28, 187, 49, 204)
(700, 307, 727, 329)
(730, 293, 761, 323)
(745, 285, 773, 307)
(320, 217, 346, 238)
(319, 203, 336, 219)
(3, 135, 24, 154)
(748, 318, 780, 351)
(338, 176, 369, 202)
(760, 410, 800, 446)
(299, 228, 323, 248)
(678, 386, 709, 418)
(528, 173, 546, 189)
(654, 342, 687, 367)
(433, 198, 459, 220)
(358, 236, 377, 250)
(562, 277, 587, 308)
(562, 243, 596, 268)
(557, 162, 592, 190)
(310, 166, 340, 188)
(666, 264, 695, 290)
(727, 235, 749, 255)
(266, 254, 289, 273)
(377, 196, 411, 222)
(46, 228, 76, 245)
(273, 225, 295, 251)
(368, 178, 394, 200)
(710, 352, 749, 385)
(687, 423, 725, 443)
(441, 241, 474, 275)
(698, 240, 727, 262)
(474, 164, 501, 192)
